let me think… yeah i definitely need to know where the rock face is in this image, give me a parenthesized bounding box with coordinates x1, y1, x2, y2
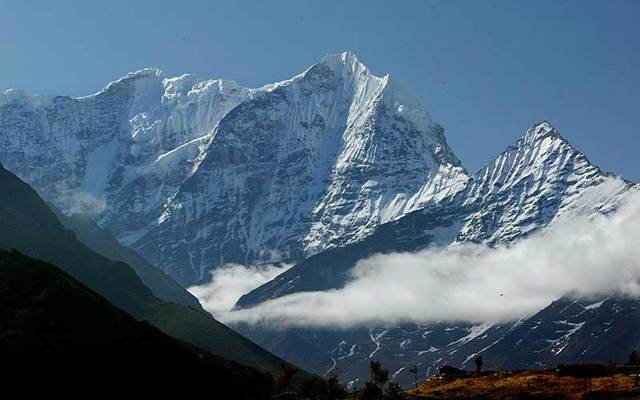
(234, 122, 636, 387)
(0, 52, 466, 285)
(238, 122, 634, 307)
(457, 121, 630, 244)
(1, 52, 637, 386)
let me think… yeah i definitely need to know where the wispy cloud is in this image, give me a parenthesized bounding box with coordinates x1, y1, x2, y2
(65, 191, 107, 215)
(188, 263, 292, 317)
(219, 191, 640, 329)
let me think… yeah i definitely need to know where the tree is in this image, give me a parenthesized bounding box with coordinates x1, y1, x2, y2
(275, 363, 299, 393)
(357, 382, 382, 400)
(408, 365, 418, 389)
(297, 368, 348, 400)
(327, 368, 348, 400)
(630, 351, 640, 388)
(475, 355, 484, 373)
(385, 382, 405, 400)
(370, 361, 389, 390)
(298, 376, 329, 400)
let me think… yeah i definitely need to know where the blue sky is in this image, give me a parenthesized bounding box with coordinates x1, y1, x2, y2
(1, 0, 638, 180)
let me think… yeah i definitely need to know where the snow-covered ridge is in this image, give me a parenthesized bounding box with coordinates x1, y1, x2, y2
(0, 52, 633, 286)
(141, 51, 468, 283)
(457, 121, 633, 244)
(0, 51, 468, 285)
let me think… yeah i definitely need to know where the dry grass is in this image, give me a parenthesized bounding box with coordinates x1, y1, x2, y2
(409, 370, 640, 400)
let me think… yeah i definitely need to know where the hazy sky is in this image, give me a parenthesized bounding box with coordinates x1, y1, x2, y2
(1, 0, 638, 180)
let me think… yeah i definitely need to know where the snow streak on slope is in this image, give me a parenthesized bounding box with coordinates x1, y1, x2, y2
(0, 52, 466, 285)
(129, 52, 467, 284)
(236, 121, 636, 307)
(458, 121, 631, 245)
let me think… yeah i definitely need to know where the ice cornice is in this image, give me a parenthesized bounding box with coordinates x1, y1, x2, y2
(0, 88, 56, 106)
(321, 51, 367, 71)
(79, 67, 165, 99)
(319, 51, 387, 83)
(258, 51, 384, 94)
(162, 74, 246, 101)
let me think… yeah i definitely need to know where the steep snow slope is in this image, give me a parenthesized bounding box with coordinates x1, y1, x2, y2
(123, 52, 467, 284)
(458, 121, 631, 244)
(238, 121, 635, 306)
(0, 52, 466, 286)
(0, 68, 251, 242)
(235, 122, 637, 386)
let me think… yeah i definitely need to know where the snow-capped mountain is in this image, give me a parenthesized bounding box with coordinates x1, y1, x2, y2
(457, 121, 631, 244)
(0, 52, 467, 285)
(238, 122, 634, 307)
(1, 52, 637, 387)
(235, 121, 637, 387)
(136, 52, 467, 283)
(0, 68, 252, 275)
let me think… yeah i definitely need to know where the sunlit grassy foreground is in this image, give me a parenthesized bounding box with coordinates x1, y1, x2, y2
(410, 370, 640, 400)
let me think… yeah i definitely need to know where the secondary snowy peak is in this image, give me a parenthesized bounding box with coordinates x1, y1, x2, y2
(458, 121, 632, 244)
(520, 120, 560, 143)
(131, 52, 467, 284)
(235, 121, 636, 387)
(239, 120, 635, 308)
(0, 67, 252, 241)
(94, 67, 164, 95)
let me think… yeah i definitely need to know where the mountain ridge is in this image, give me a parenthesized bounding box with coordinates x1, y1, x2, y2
(1, 52, 637, 388)
(0, 51, 468, 286)
(0, 248, 274, 396)
(0, 162, 302, 377)
(237, 120, 635, 307)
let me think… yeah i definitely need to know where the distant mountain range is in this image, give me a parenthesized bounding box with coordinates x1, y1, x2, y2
(0, 52, 637, 387)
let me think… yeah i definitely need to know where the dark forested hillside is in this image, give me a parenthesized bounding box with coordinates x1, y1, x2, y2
(0, 249, 274, 396)
(0, 163, 299, 378)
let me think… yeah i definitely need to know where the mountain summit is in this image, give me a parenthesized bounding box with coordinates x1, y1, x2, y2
(0, 53, 637, 387)
(0, 52, 467, 285)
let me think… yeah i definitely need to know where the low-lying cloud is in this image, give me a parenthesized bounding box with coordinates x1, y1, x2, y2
(66, 191, 107, 215)
(188, 263, 292, 317)
(211, 191, 640, 329)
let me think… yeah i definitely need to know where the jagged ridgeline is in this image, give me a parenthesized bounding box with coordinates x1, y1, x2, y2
(0, 52, 466, 286)
(0, 52, 637, 387)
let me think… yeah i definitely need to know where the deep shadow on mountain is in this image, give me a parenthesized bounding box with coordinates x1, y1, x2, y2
(0, 163, 300, 378)
(53, 210, 202, 310)
(236, 202, 465, 308)
(0, 249, 274, 396)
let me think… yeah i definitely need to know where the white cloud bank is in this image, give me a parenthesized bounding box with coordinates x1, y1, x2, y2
(188, 263, 292, 317)
(209, 191, 640, 329)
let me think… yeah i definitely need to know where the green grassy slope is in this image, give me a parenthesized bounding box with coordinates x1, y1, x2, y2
(0, 249, 273, 396)
(0, 163, 300, 378)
